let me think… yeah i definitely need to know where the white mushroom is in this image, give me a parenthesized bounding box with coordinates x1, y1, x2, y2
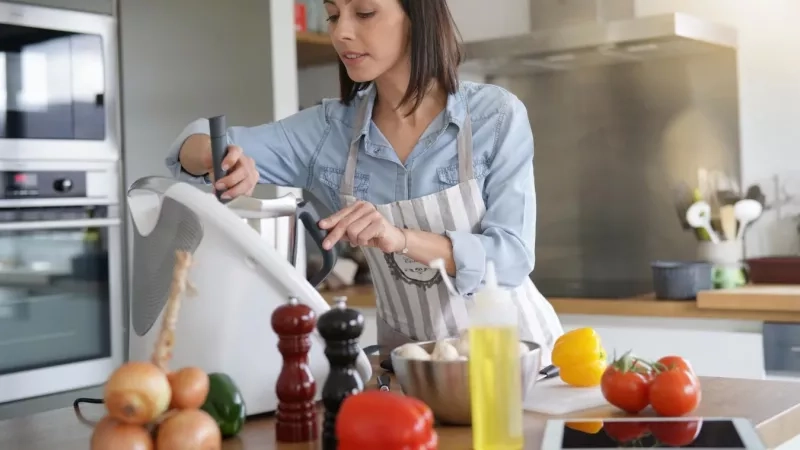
(394, 343, 431, 360)
(431, 339, 461, 361)
(454, 331, 470, 357)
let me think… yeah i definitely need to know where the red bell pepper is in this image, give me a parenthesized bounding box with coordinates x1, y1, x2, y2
(336, 390, 438, 450)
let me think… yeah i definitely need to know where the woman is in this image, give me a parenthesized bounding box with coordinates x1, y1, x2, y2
(165, 0, 563, 363)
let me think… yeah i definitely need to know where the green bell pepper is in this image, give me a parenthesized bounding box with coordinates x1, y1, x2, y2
(200, 372, 247, 438)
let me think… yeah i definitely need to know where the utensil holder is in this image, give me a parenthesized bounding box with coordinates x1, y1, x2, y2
(697, 241, 746, 289)
(697, 241, 743, 266)
(651, 261, 713, 301)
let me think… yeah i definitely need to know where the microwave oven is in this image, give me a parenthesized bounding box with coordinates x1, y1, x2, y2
(0, 2, 119, 161)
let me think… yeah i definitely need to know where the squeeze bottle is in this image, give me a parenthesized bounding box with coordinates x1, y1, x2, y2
(468, 260, 523, 450)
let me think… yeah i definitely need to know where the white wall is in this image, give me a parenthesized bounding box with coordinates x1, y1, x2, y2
(634, 0, 800, 256)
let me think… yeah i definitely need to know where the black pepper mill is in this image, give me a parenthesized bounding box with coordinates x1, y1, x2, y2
(317, 296, 365, 450)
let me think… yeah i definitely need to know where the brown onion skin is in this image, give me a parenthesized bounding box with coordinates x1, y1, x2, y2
(91, 416, 154, 450)
(104, 361, 172, 425)
(155, 408, 222, 450)
(168, 366, 210, 409)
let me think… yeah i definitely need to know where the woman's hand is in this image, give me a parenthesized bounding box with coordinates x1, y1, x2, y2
(211, 145, 259, 199)
(319, 201, 405, 253)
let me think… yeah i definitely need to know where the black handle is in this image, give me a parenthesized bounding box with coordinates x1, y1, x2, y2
(539, 364, 559, 380)
(377, 374, 391, 391)
(209, 115, 229, 203)
(292, 199, 337, 287)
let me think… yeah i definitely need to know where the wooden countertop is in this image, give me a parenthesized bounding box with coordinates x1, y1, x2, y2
(321, 285, 800, 323)
(3, 359, 800, 450)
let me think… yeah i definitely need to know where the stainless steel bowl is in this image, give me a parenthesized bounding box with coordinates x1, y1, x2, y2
(390, 339, 542, 425)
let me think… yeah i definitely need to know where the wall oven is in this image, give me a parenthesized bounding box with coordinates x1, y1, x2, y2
(0, 2, 119, 161)
(0, 159, 123, 404)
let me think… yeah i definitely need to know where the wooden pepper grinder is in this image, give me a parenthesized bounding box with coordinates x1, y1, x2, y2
(272, 296, 318, 443)
(318, 296, 365, 450)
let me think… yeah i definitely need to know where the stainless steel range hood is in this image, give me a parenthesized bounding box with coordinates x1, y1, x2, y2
(460, 0, 738, 76)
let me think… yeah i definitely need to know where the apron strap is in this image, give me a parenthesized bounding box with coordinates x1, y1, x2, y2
(456, 114, 474, 182)
(341, 97, 370, 197)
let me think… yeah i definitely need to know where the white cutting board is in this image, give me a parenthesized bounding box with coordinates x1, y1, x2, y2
(524, 378, 607, 415)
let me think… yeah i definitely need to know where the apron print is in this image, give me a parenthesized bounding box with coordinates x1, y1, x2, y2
(383, 252, 442, 289)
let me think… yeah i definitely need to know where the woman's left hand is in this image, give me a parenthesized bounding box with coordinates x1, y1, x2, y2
(319, 201, 405, 253)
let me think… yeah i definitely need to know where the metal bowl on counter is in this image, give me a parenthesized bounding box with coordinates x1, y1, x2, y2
(390, 339, 542, 426)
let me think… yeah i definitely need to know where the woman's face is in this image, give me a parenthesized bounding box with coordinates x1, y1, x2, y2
(324, 0, 410, 82)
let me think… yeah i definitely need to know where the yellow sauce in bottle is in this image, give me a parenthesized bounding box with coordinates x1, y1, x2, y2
(469, 325, 523, 450)
(468, 261, 523, 450)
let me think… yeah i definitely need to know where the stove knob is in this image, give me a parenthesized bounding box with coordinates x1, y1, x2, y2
(54, 178, 73, 193)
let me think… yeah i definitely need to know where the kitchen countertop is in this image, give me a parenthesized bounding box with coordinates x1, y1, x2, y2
(321, 285, 800, 323)
(3, 358, 800, 450)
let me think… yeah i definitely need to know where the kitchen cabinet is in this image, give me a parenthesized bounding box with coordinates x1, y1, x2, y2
(561, 315, 766, 380)
(7, 0, 112, 15)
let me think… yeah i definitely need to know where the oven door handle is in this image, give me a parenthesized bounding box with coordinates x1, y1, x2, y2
(0, 218, 121, 231)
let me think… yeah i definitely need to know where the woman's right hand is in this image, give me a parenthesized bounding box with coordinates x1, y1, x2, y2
(210, 145, 259, 199)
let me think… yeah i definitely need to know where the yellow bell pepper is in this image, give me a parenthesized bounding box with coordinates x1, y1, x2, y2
(566, 420, 604, 434)
(551, 327, 608, 387)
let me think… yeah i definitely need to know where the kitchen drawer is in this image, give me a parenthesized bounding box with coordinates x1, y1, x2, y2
(763, 322, 800, 373)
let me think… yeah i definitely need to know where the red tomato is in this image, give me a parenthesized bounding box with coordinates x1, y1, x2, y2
(601, 365, 653, 413)
(658, 356, 695, 376)
(603, 421, 650, 444)
(649, 369, 702, 416)
(650, 419, 703, 446)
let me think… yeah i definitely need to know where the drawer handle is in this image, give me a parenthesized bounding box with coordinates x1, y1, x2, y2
(790, 346, 800, 353)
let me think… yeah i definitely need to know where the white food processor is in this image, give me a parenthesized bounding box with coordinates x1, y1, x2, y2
(125, 115, 372, 415)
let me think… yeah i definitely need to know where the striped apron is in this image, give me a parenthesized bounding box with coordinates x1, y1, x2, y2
(340, 98, 564, 366)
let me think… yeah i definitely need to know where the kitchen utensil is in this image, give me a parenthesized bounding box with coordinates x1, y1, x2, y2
(377, 374, 391, 391)
(716, 189, 742, 206)
(745, 257, 800, 284)
(523, 378, 607, 415)
(650, 260, 713, 300)
(538, 364, 560, 381)
(734, 199, 764, 240)
(209, 115, 229, 203)
(391, 339, 542, 425)
(673, 182, 695, 230)
(125, 175, 372, 416)
(685, 201, 721, 243)
(719, 204, 737, 241)
(745, 184, 767, 206)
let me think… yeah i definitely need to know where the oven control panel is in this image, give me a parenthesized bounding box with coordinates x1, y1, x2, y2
(0, 170, 87, 198)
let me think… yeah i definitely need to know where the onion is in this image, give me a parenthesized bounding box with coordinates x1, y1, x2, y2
(91, 415, 154, 450)
(155, 409, 222, 450)
(168, 366, 210, 409)
(104, 361, 172, 425)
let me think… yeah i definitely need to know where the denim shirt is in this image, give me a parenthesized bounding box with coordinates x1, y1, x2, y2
(164, 81, 536, 295)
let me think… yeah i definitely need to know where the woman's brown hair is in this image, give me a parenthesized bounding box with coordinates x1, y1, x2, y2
(338, 0, 464, 115)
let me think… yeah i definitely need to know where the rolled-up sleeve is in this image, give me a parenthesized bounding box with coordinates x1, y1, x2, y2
(446, 96, 536, 293)
(164, 119, 213, 184)
(164, 105, 329, 189)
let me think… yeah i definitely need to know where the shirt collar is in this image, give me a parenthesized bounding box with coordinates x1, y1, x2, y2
(350, 82, 467, 144)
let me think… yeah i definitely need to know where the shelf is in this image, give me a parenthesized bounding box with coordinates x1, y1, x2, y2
(296, 31, 339, 68)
